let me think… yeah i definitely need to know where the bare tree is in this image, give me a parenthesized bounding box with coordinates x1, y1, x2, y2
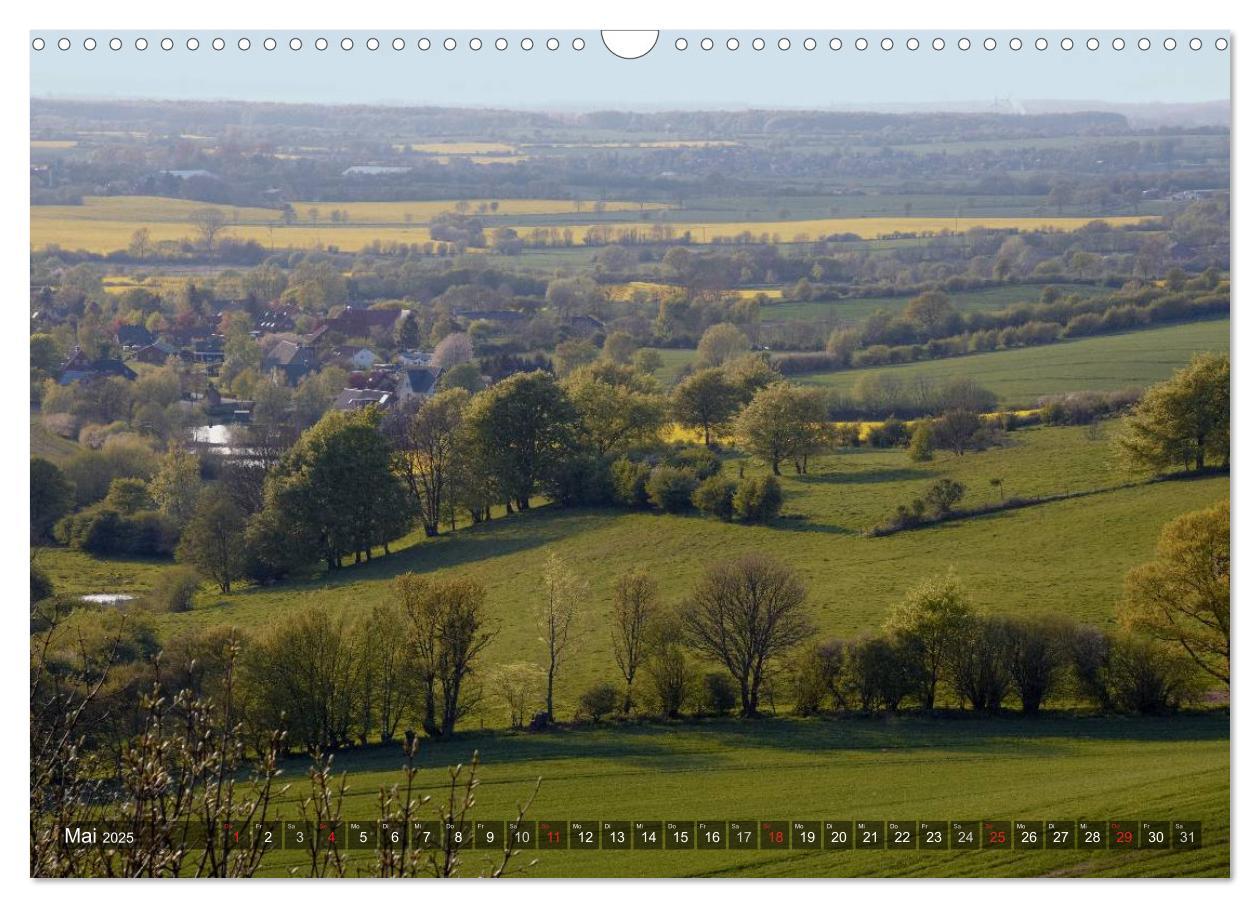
(538, 552, 587, 722)
(398, 573, 495, 737)
(680, 553, 815, 717)
(611, 570, 659, 713)
(189, 207, 229, 252)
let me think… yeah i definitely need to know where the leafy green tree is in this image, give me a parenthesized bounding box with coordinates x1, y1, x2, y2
(563, 362, 665, 456)
(883, 571, 975, 709)
(671, 368, 740, 446)
(553, 338, 599, 376)
(1121, 499, 1229, 684)
(437, 361, 483, 394)
(1117, 352, 1229, 473)
(463, 371, 579, 511)
(632, 348, 664, 375)
(31, 458, 74, 542)
(266, 408, 413, 568)
(696, 323, 749, 368)
(393, 389, 469, 537)
(104, 477, 153, 514)
(601, 330, 638, 365)
(908, 422, 934, 462)
(148, 443, 201, 528)
(177, 490, 246, 593)
(30, 334, 61, 379)
(243, 607, 359, 753)
(397, 311, 422, 349)
(734, 382, 833, 475)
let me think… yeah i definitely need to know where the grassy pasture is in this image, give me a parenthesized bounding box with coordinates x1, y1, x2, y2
(767, 282, 1112, 325)
(249, 712, 1228, 878)
(38, 421, 1228, 724)
(801, 319, 1230, 408)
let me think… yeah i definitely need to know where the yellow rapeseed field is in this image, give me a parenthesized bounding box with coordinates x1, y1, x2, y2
(607, 281, 783, 302)
(30, 196, 1155, 254)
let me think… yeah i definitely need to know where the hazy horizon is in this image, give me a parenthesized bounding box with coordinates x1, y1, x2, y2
(30, 30, 1230, 114)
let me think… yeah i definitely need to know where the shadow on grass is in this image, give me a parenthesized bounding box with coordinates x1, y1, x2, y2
(315, 710, 1229, 780)
(793, 466, 936, 485)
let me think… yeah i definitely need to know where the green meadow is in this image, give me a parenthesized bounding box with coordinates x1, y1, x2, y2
(801, 319, 1230, 407)
(251, 713, 1228, 878)
(766, 282, 1112, 325)
(38, 420, 1229, 725)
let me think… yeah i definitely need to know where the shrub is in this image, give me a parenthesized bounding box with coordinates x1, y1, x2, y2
(54, 506, 178, 557)
(548, 453, 613, 506)
(645, 645, 692, 719)
(845, 636, 920, 712)
(948, 615, 1012, 713)
(866, 418, 908, 448)
(31, 561, 54, 604)
(667, 445, 722, 479)
(147, 567, 201, 613)
(576, 682, 620, 722)
(791, 640, 846, 715)
(732, 475, 783, 523)
(692, 474, 737, 520)
(646, 466, 698, 513)
(907, 423, 934, 462)
(31, 458, 74, 542)
(1108, 634, 1202, 714)
(699, 671, 739, 716)
(923, 479, 965, 517)
(1066, 624, 1114, 710)
(610, 457, 652, 508)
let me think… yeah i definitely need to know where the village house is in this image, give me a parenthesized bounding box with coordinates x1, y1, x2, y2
(57, 347, 138, 384)
(133, 340, 179, 366)
(397, 349, 434, 367)
(332, 387, 395, 411)
(325, 305, 405, 337)
(329, 345, 379, 370)
(262, 339, 318, 385)
(115, 324, 155, 349)
(255, 304, 300, 334)
(396, 366, 444, 404)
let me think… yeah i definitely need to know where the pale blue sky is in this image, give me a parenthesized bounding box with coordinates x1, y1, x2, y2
(30, 31, 1230, 110)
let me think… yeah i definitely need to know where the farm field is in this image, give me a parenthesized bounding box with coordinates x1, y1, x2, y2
(607, 281, 783, 303)
(30, 195, 1155, 253)
(38, 420, 1229, 726)
(248, 712, 1229, 878)
(801, 319, 1230, 408)
(766, 282, 1113, 325)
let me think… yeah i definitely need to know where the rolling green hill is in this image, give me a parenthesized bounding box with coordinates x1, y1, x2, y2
(39, 421, 1229, 726)
(801, 319, 1229, 407)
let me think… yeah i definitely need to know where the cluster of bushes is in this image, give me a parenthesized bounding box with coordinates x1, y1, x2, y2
(607, 449, 783, 523)
(1038, 388, 1143, 426)
(52, 477, 178, 556)
(872, 479, 968, 534)
(602, 445, 781, 523)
